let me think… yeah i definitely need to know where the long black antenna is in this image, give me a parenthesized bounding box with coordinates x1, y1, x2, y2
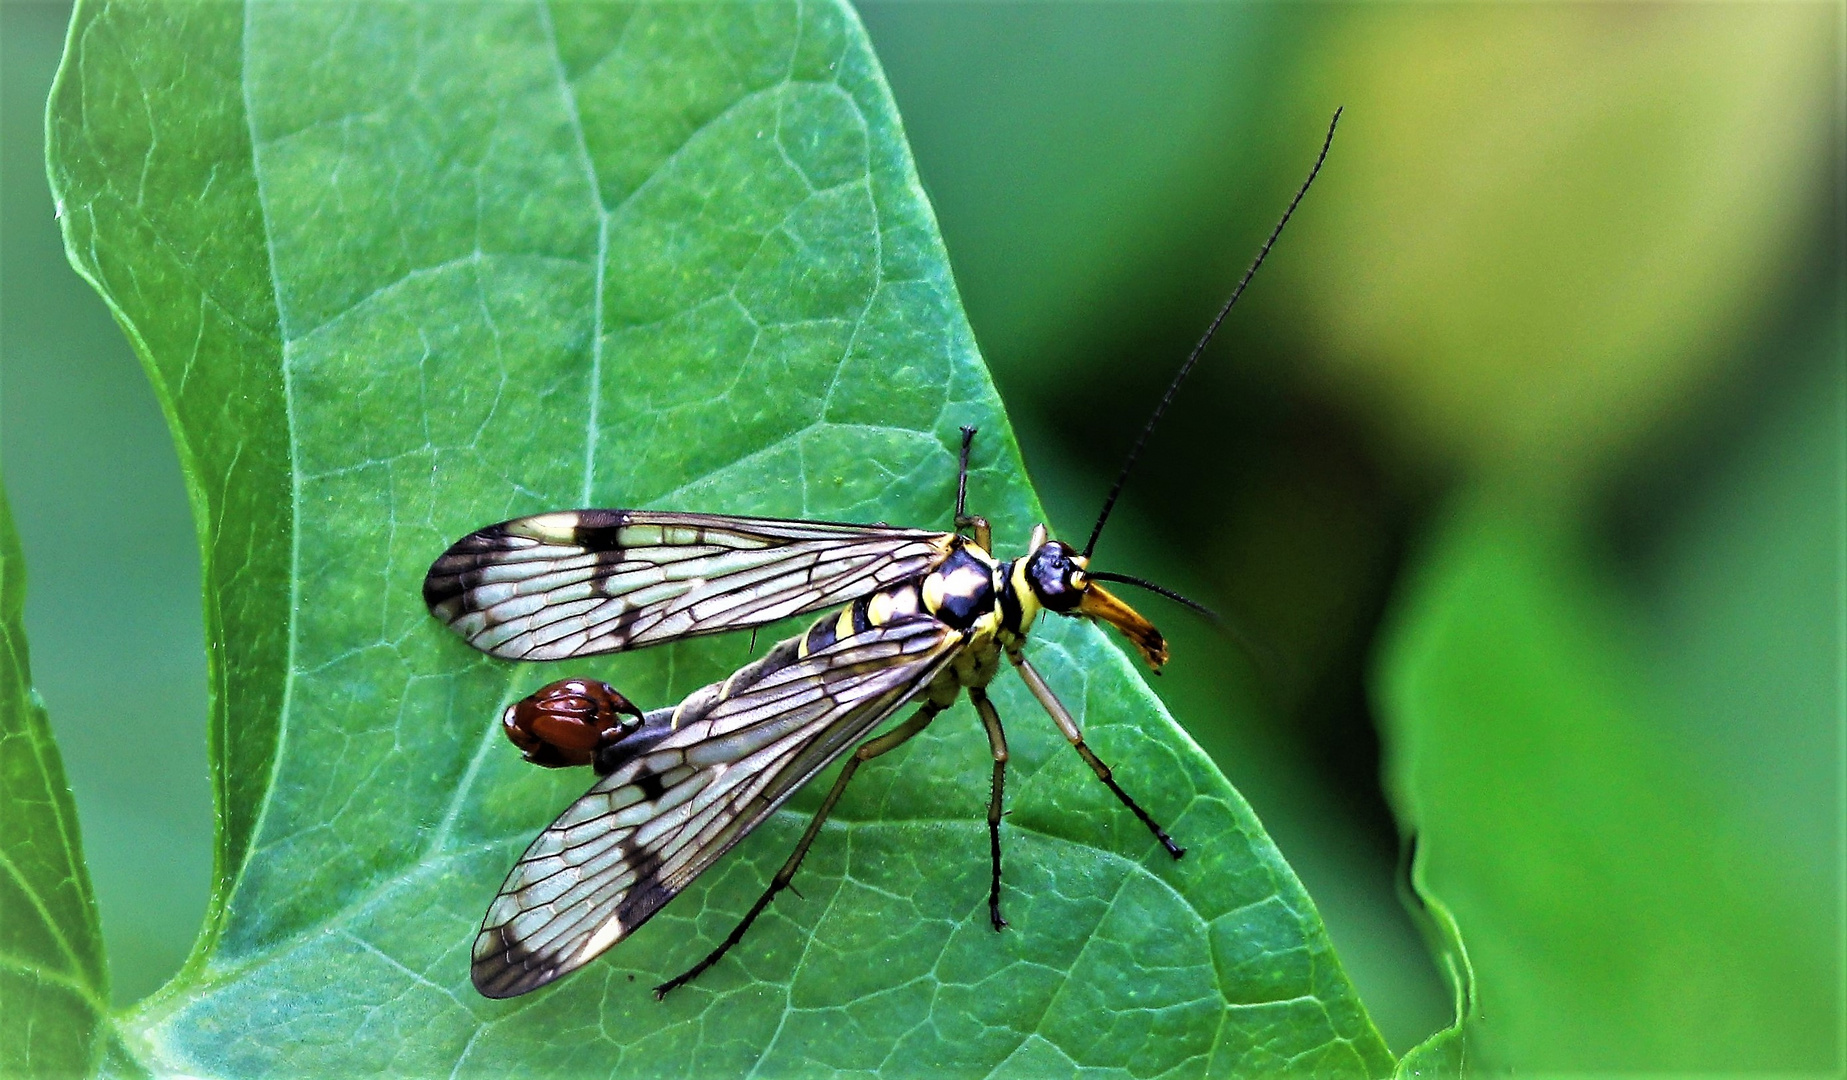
(1087, 571, 1220, 621)
(1083, 107, 1343, 559)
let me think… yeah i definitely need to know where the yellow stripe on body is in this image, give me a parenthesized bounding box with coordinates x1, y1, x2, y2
(1009, 558, 1042, 633)
(920, 572, 946, 616)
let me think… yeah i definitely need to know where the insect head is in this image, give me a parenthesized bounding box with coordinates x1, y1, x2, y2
(1019, 525, 1169, 670)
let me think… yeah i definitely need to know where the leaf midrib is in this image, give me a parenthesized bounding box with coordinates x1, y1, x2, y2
(531, 0, 608, 508)
(212, 0, 299, 977)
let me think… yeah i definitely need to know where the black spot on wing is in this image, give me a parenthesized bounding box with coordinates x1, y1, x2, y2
(474, 923, 540, 998)
(563, 509, 630, 549)
(612, 837, 669, 936)
(472, 825, 675, 998)
(422, 521, 516, 612)
(634, 770, 668, 802)
(595, 708, 677, 776)
(421, 511, 615, 621)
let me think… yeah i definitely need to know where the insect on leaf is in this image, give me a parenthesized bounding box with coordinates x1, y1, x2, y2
(47, 1, 1398, 1075)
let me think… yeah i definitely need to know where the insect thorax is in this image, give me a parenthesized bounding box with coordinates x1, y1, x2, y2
(781, 537, 1044, 705)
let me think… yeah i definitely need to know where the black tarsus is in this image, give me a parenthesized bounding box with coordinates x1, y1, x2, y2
(1074, 740, 1186, 859)
(1009, 651, 1187, 859)
(970, 688, 1011, 931)
(1083, 107, 1343, 559)
(955, 426, 976, 523)
(953, 426, 992, 551)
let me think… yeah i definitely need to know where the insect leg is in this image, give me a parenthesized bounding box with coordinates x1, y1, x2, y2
(1009, 652, 1186, 859)
(652, 701, 945, 1000)
(968, 687, 1010, 930)
(953, 426, 993, 551)
(955, 426, 975, 519)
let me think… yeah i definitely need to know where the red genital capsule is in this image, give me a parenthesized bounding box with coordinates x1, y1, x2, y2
(502, 678, 644, 768)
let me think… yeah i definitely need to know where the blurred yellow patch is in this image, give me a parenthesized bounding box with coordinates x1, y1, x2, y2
(1285, 4, 1834, 492)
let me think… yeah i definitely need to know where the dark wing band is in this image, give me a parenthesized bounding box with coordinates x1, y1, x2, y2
(471, 613, 962, 998)
(424, 510, 952, 660)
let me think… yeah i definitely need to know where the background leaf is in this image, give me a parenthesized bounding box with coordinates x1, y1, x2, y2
(1, 0, 210, 1004)
(46, 2, 1396, 1074)
(1383, 846, 1471, 1080)
(1276, 3, 1836, 495)
(1376, 446, 1840, 1068)
(0, 483, 112, 1076)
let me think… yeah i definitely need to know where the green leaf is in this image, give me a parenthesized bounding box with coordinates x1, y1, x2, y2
(0, 483, 110, 1075)
(859, 3, 1292, 398)
(1375, 490, 1837, 1071)
(1385, 842, 1473, 1079)
(48, 2, 1394, 1074)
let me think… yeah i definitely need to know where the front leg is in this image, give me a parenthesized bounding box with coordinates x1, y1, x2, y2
(968, 687, 1010, 930)
(1009, 650, 1185, 859)
(952, 426, 993, 551)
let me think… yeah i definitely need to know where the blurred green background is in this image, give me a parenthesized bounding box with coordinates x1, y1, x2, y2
(2, 0, 1841, 1071)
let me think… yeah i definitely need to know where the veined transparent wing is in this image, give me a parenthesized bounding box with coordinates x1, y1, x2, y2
(424, 510, 952, 660)
(471, 613, 963, 998)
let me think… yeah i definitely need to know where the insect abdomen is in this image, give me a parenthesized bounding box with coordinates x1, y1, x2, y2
(799, 581, 927, 658)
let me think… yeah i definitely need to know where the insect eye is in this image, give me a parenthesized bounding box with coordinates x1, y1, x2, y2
(1025, 543, 1085, 613)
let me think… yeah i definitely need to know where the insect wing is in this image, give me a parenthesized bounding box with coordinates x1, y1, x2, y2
(471, 615, 963, 998)
(425, 510, 951, 660)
